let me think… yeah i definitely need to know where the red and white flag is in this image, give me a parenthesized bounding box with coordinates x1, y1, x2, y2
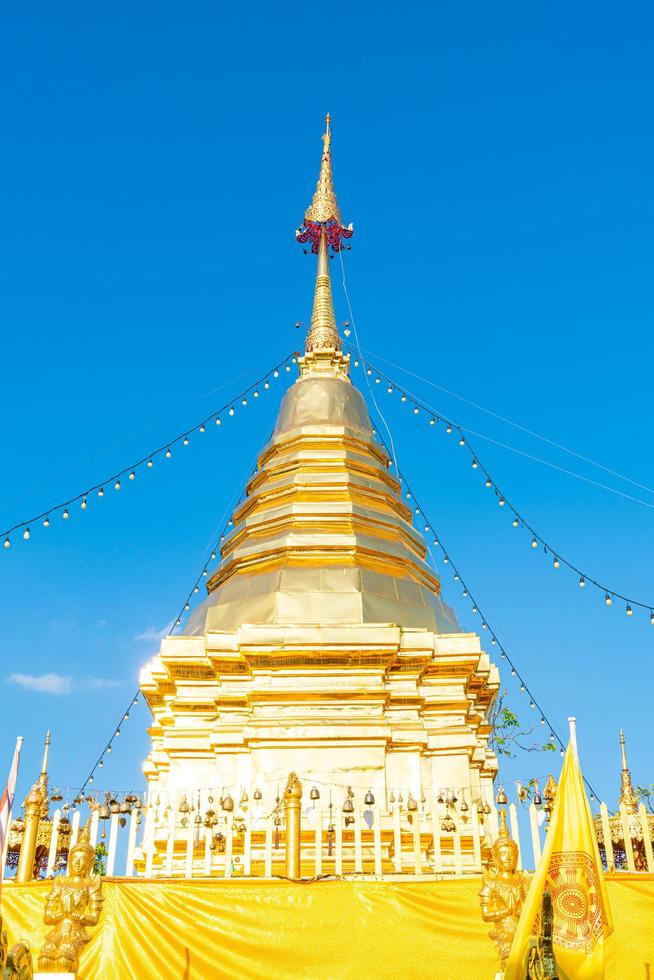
(0, 736, 23, 874)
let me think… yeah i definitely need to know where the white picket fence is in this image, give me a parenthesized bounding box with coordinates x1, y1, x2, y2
(31, 790, 654, 880)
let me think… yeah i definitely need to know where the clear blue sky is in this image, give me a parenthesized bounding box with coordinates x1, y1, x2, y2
(1, 1, 652, 809)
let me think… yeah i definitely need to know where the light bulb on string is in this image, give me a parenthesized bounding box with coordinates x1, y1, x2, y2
(147, 459, 153, 468)
(107, 746, 112, 754)
(23, 528, 30, 540)
(81, 496, 87, 510)
(98, 488, 104, 497)
(429, 417, 435, 426)
(183, 437, 189, 446)
(285, 365, 291, 372)
(387, 386, 393, 394)
(211, 551, 216, 560)
(401, 395, 407, 403)
(472, 459, 478, 469)
(115, 729, 121, 737)
(264, 381, 270, 390)
(604, 593, 612, 606)
(486, 478, 492, 488)
(453, 574, 459, 581)
(99, 760, 104, 768)
(540, 717, 545, 725)
(194, 585, 199, 593)
(215, 417, 221, 426)
(579, 577, 585, 588)
(63, 509, 69, 519)
(375, 377, 381, 385)
(367, 368, 372, 376)
(498, 496, 505, 507)
(459, 436, 465, 446)
(43, 517, 50, 527)
(446, 424, 452, 434)
(166, 448, 172, 458)
(511, 669, 517, 677)
(4, 537, 10, 549)
(650, 611, 654, 626)
(229, 407, 235, 416)
(462, 589, 468, 598)
(512, 518, 519, 527)
(531, 537, 538, 549)
(353, 362, 358, 369)
(413, 406, 419, 415)
(129, 472, 135, 480)
(553, 557, 560, 569)
(530, 700, 535, 709)
(241, 398, 247, 406)
(199, 425, 205, 433)
(626, 605, 633, 616)
(115, 480, 121, 491)
(274, 370, 279, 378)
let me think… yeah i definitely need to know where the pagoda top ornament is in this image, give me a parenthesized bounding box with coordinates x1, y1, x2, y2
(296, 115, 353, 356)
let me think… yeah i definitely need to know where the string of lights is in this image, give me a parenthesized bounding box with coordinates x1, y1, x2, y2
(1, 351, 298, 551)
(366, 420, 599, 801)
(350, 350, 654, 626)
(76, 431, 277, 794)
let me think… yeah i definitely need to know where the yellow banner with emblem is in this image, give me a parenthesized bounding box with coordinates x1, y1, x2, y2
(505, 740, 613, 979)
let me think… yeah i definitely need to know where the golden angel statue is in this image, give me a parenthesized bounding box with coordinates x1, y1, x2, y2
(479, 810, 531, 970)
(38, 823, 103, 974)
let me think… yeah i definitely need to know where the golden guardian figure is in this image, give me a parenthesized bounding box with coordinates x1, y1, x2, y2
(38, 824, 103, 974)
(479, 810, 531, 969)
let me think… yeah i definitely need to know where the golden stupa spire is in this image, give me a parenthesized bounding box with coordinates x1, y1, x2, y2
(618, 728, 639, 814)
(296, 114, 353, 355)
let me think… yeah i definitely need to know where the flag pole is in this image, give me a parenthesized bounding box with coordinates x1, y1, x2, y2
(568, 716, 578, 760)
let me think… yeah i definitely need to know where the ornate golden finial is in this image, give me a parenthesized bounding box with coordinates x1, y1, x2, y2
(618, 729, 639, 814)
(304, 112, 341, 226)
(497, 807, 511, 840)
(296, 115, 353, 356)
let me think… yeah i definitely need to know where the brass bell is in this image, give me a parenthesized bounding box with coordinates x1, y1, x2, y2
(364, 790, 375, 806)
(496, 786, 508, 806)
(134, 797, 143, 810)
(533, 792, 543, 806)
(437, 791, 445, 804)
(253, 788, 262, 801)
(178, 795, 190, 814)
(125, 792, 137, 804)
(99, 803, 111, 820)
(119, 800, 130, 814)
(110, 800, 120, 815)
(407, 795, 418, 812)
(342, 797, 354, 814)
(50, 787, 63, 802)
(483, 802, 491, 815)
(310, 786, 320, 801)
(240, 790, 248, 805)
(222, 795, 234, 813)
(460, 799, 469, 813)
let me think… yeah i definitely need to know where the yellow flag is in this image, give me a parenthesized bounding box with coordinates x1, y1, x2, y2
(504, 742, 613, 980)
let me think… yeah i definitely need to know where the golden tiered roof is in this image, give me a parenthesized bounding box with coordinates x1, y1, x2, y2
(185, 118, 458, 637)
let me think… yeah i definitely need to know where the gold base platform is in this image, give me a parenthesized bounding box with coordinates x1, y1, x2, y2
(3, 875, 652, 979)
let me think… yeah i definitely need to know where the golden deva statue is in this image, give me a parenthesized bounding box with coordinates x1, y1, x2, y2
(38, 824, 103, 974)
(479, 810, 531, 970)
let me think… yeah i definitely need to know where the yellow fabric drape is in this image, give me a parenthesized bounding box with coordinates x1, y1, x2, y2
(2, 875, 652, 979)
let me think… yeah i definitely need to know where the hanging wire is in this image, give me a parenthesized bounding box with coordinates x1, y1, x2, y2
(76, 432, 277, 793)
(365, 419, 600, 801)
(354, 344, 654, 500)
(349, 351, 654, 623)
(1, 351, 298, 550)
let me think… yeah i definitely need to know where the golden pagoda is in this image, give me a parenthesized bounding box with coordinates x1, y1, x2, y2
(139, 116, 500, 868)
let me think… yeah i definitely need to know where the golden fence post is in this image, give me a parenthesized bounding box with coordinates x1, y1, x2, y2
(16, 784, 44, 883)
(284, 773, 302, 879)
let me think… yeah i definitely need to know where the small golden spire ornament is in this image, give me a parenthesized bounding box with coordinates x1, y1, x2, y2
(618, 728, 639, 815)
(296, 114, 353, 355)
